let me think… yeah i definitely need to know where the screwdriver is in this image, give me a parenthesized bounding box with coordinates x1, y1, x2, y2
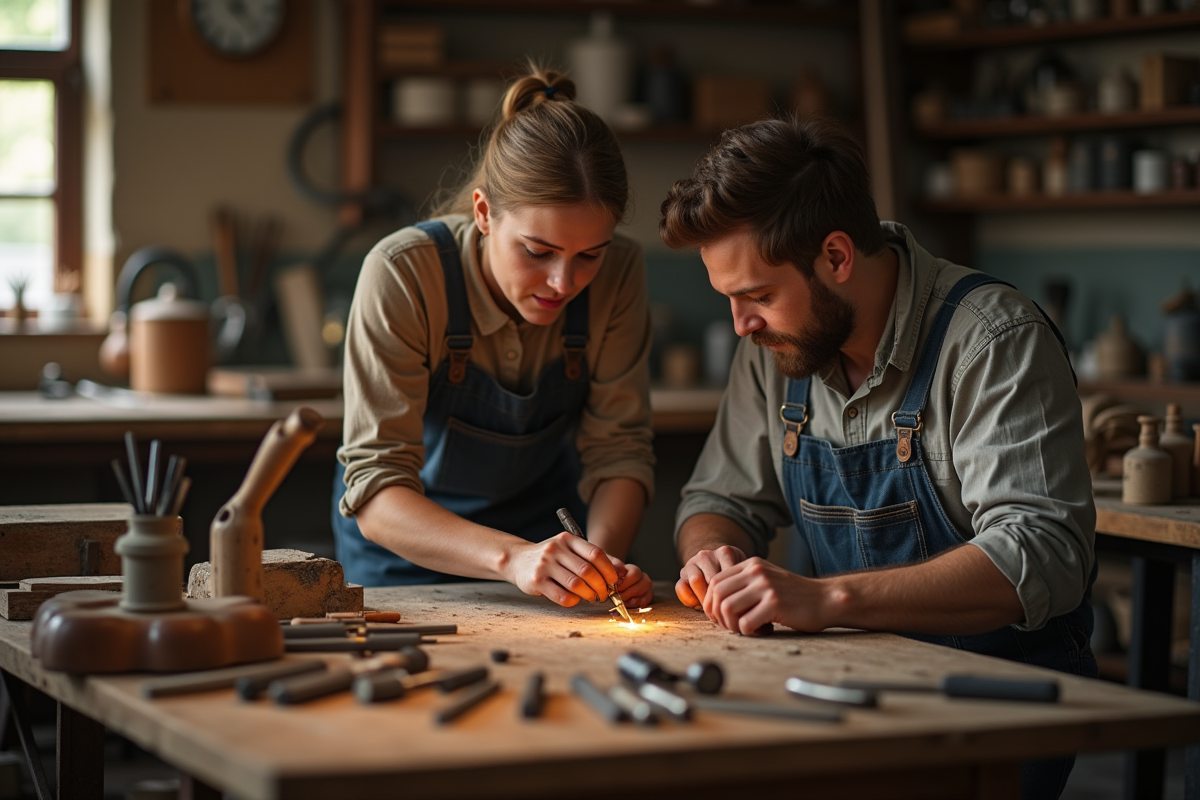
(555, 508, 634, 624)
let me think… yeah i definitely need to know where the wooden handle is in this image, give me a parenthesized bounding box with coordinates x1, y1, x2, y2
(232, 407, 324, 514)
(212, 206, 240, 298)
(211, 407, 324, 601)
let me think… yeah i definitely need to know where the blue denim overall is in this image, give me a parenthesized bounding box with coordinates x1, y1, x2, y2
(780, 273, 1096, 799)
(332, 221, 590, 586)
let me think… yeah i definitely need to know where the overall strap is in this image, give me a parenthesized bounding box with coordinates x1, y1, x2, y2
(891, 272, 1003, 462)
(561, 286, 590, 380)
(416, 220, 472, 384)
(779, 376, 811, 457)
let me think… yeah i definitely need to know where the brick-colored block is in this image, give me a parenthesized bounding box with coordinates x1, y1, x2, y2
(187, 549, 363, 620)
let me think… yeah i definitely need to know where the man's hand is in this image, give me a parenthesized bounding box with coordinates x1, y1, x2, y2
(609, 556, 653, 610)
(676, 545, 747, 609)
(506, 532, 621, 607)
(704, 557, 827, 635)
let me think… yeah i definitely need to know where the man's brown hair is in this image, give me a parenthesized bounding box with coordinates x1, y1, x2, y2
(659, 116, 885, 276)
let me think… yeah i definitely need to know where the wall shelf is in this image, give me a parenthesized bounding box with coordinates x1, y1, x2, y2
(379, 0, 860, 26)
(917, 189, 1200, 213)
(377, 121, 727, 143)
(914, 106, 1200, 140)
(903, 9, 1200, 51)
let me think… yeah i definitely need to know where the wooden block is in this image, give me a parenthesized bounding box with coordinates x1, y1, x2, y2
(1, 577, 125, 620)
(1141, 54, 1200, 110)
(0, 504, 158, 582)
(693, 76, 772, 130)
(274, 265, 332, 369)
(187, 549, 363, 620)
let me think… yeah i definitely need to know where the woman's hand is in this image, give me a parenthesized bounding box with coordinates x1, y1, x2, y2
(505, 532, 621, 607)
(608, 556, 653, 610)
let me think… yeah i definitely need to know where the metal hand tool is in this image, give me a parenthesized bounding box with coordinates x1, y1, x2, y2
(571, 673, 626, 723)
(608, 683, 658, 725)
(692, 696, 844, 723)
(635, 681, 692, 722)
(283, 632, 426, 653)
(617, 651, 724, 695)
(838, 675, 1060, 703)
(555, 508, 634, 624)
(520, 671, 546, 719)
(785, 677, 878, 708)
(269, 648, 425, 704)
(354, 665, 486, 704)
(142, 659, 325, 699)
(435, 678, 501, 724)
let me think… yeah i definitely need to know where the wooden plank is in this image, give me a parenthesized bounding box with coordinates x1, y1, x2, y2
(1093, 495, 1200, 550)
(0, 582, 1198, 800)
(0, 504, 131, 582)
(1, 577, 124, 621)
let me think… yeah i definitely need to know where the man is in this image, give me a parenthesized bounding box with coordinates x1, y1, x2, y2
(659, 117, 1096, 798)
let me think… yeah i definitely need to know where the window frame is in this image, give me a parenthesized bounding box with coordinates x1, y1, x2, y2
(0, 0, 83, 294)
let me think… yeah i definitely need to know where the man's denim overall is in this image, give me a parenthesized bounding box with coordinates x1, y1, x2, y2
(780, 273, 1097, 799)
(332, 220, 589, 586)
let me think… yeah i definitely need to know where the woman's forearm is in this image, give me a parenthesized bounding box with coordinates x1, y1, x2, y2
(584, 477, 647, 561)
(354, 485, 524, 581)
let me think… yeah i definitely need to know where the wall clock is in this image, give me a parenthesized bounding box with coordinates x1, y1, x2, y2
(186, 0, 285, 58)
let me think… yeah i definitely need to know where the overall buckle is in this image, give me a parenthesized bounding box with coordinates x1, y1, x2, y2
(891, 411, 922, 463)
(779, 403, 808, 458)
(447, 335, 472, 384)
(562, 335, 586, 381)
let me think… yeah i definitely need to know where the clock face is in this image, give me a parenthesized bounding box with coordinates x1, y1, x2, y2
(188, 0, 285, 57)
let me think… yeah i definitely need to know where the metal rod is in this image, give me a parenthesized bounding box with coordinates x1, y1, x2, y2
(155, 455, 182, 516)
(124, 431, 144, 514)
(110, 458, 137, 508)
(284, 632, 425, 653)
(520, 671, 545, 719)
(570, 674, 625, 723)
(141, 659, 326, 699)
(435, 679, 500, 724)
(144, 439, 161, 512)
(691, 696, 844, 723)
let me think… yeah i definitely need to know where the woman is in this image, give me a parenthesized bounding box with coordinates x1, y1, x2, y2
(332, 67, 655, 611)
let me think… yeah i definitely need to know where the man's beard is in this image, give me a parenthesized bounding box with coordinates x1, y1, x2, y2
(751, 277, 855, 380)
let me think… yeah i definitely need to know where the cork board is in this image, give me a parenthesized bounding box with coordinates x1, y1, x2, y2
(147, 0, 314, 106)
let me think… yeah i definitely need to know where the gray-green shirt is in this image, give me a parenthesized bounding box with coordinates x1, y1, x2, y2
(676, 222, 1095, 631)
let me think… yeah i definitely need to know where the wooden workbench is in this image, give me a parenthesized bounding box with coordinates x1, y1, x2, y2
(1092, 480, 1200, 799)
(2, 582, 1198, 800)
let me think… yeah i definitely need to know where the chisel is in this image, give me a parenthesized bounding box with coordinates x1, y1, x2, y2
(284, 632, 426, 653)
(838, 675, 1060, 703)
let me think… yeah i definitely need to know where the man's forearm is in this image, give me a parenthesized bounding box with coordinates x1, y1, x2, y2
(677, 512, 758, 565)
(820, 544, 1025, 635)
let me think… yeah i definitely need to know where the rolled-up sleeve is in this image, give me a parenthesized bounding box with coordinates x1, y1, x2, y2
(575, 239, 656, 503)
(338, 244, 434, 516)
(674, 337, 793, 557)
(950, 318, 1096, 630)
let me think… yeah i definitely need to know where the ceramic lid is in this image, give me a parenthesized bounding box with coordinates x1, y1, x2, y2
(130, 283, 209, 322)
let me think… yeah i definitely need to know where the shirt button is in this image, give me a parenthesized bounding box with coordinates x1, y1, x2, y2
(847, 407, 859, 419)
(506, 351, 517, 360)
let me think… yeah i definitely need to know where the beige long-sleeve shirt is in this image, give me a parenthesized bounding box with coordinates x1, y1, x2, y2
(339, 214, 655, 517)
(676, 222, 1096, 631)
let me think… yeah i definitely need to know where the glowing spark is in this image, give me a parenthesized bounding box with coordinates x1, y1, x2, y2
(637, 607, 653, 613)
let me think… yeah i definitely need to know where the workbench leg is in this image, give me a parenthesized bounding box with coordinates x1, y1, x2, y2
(180, 774, 221, 800)
(56, 701, 103, 800)
(1123, 556, 1175, 800)
(1186, 551, 1199, 800)
(0, 669, 53, 800)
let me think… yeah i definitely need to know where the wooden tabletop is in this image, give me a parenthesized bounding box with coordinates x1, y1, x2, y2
(1, 582, 1197, 800)
(1093, 478, 1200, 550)
(0, 388, 722, 443)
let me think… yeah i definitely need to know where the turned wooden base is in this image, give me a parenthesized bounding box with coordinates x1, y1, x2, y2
(30, 590, 283, 673)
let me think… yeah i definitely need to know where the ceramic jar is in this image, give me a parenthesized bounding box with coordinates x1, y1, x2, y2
(1123, 416, 1173, 505)
(116, 514, 189, 612)
(1160, 404, 1193, 499)
(129, 283, 211, 394)
(1095, 314, 1145, 379)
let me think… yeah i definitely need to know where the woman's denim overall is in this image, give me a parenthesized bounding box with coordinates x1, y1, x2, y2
(332, 221, 589, 586)
(780, 273, 1097, 799)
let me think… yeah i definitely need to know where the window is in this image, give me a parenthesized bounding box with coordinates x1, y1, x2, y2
(0, 0, 81, 314)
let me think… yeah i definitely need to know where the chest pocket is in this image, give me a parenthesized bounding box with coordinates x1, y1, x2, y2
(798, 499, 928, 574)
(431, 413, 571, 502)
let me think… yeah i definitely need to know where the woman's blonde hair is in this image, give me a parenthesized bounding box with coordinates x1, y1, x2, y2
(434, 66, 629, 223)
